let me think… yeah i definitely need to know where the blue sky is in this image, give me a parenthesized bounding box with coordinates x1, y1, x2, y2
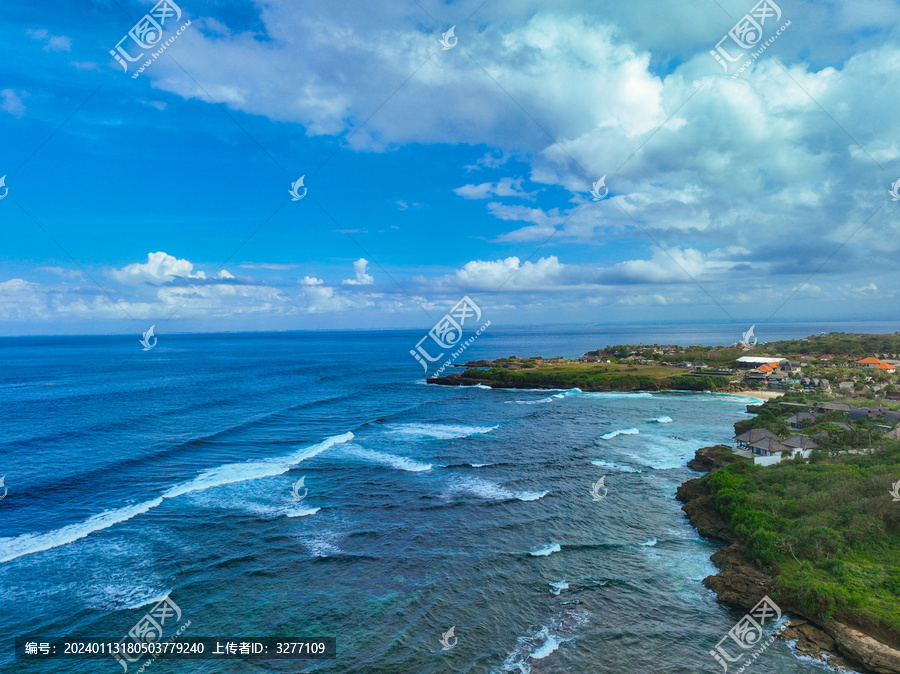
(2, 0, 900, 335)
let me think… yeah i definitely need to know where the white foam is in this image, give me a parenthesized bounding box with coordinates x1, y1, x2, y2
(639, 538, 657, 546)
(470, 463, 492, 468)
(121, 590, 174, 611)
(649, 415, 673, 423)
(389, 423, 498, 440)
(531, 634, 562, 660)
(0, 497, 163, 564)
(518, 490, 549, 501)
(505, 397, 553, 405)
(286, 507, 320, 518)
(600, 428, 640, 440)
(530, 543, 561, 556)
(449, 477, 547, 502)
(496, 617, 583, 674)
(473, 383, 492, 389)
(347, 446, 432, 472)
(549, 581, 568, 595)
(163, 432, 354, 499)
(590, 460, 642, 473)
(0, 432, 354, 565)
(305, 537, 341, 557)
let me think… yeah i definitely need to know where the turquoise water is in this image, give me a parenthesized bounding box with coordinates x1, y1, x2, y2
(0, 331, 845, 672)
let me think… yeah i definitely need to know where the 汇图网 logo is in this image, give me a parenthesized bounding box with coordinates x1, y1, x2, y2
(889, 479, 900, 502)
(440, 26, 458, 50)
(740, 325, 758, 349)
(291, 477, 308, 501)
(709, 595, 784, 672)
(411, 296, 490, 376)
(439, 626, 457, 650)
(109, 0, 192, 79)
(590, 176, 608, 201)
(889, 179, 900, 201)
(139, 326, 158, 351)
(590, 476, 607, 501)
(289, 176, 307, 201)
(709, 0, 790, 78)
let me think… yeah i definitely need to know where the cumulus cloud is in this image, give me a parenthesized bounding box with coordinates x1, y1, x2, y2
(132, 2, 900, 278)
(109, 252, 204, 285)
(342, 258, 374, 285)
(0, 279, 48, 320)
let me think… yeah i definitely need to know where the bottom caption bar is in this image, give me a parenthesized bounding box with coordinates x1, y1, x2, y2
(15, 637, 337, 660)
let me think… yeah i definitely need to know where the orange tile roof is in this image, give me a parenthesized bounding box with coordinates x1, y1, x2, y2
(857, 357, 885, 364)
(875, 363, 896, 370)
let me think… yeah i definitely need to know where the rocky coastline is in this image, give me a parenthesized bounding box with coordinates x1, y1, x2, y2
(428, 372, 749, 393)
(678, 446, 900, 674)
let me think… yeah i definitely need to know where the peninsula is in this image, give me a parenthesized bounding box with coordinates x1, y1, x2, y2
(430, 331, 900, 673)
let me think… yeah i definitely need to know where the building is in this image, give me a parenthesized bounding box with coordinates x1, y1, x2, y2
(856, 357, 898, 373)
(736, 356, 787, 369)
(816, 402, 853, 413)
(785, 412, 816, 429)
(732, 428, 816, 465)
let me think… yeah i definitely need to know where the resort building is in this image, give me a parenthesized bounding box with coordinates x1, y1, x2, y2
(856, 357, 897, 373)
(731, 428, 818, 465)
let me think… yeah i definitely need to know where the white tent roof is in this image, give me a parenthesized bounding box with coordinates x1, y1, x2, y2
(736, 356, 787, 364)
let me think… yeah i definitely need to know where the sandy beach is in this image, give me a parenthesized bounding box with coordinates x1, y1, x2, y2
(731, 390, 786, 401)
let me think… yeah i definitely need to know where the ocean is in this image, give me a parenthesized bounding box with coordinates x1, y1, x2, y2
(0, 328, 860, 673)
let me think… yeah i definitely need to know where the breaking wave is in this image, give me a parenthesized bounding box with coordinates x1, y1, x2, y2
(389, 423, 498, 440)
(346, 446, 432, 472)
(589, 460, 642, 473)
(599, 428, 639, 440)
(0, 432, 354, 565)
(530, 543, 561, 557)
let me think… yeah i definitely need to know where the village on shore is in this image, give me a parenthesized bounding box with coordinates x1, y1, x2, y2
(446, 332, 900, 466)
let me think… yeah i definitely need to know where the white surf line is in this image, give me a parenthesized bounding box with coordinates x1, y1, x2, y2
(0, 432, 354, 564)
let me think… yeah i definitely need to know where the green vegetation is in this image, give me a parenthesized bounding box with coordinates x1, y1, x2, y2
(703, 443, 900, 643)
(731, 391, 895, 451)
(769, 333, 900, 358)
(455, 363, 732, 391)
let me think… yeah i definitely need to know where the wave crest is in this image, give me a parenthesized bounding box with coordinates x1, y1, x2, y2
(599, 428, 639, 440)
(530, 543, 561, 556)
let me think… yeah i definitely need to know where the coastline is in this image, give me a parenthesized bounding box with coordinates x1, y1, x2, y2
(679, 447, 900, 674)
(727, 389, 785, 401)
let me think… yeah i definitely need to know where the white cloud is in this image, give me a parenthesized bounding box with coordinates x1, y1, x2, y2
(27, 28, 72, 52)
(0, 89, 25, 117)
(454, 178, 536, 200)
(300, 276, 324, 285)
(0, 279, 48, 319)
(38, 266, 82, 280)
(70, 61, 101, 71)
(342, 258, 374, 285)
(109, 252, 204, 284)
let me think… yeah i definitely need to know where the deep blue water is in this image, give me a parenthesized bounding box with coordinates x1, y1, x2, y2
(0, 329, 856, 673)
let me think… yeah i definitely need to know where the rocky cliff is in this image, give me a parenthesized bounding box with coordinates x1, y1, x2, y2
(678, 447, 900, 673)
